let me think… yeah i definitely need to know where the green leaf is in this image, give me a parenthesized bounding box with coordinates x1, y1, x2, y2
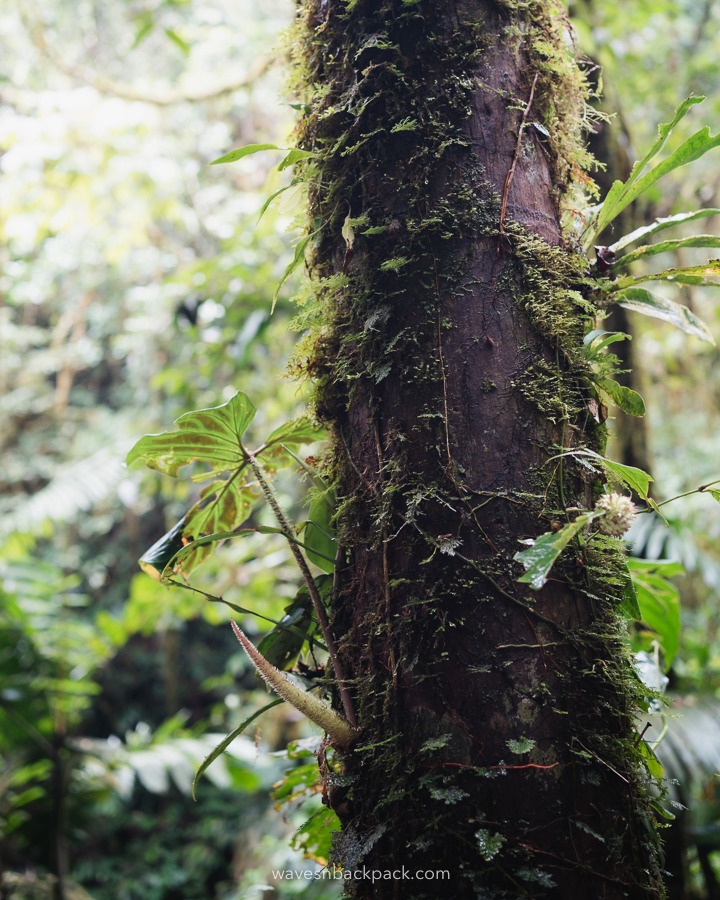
(514, 512, 602, 590)
(706, 489, 720, 504)
(582, 330, 630, 361)
(257, 587, 314, 670)
(586, 97, 716, 243)
(278, 148, 318, 171)
(273, 235, 311, 313)
(613, 235, 720, 269)
(628, 558, 682, 667)
(138, 517, 188, 581)
(263, 416, 325, 450)
(609, 208, 720, 254)
(192, 698, 283, 799)
(258, 181, 299, 222)
(613, 287, 715, 344)
(127, 391, 256, 476)
(609, 259, 720, 293)
(566, 450, 653, 501)
(291, 806, 340, 865)
(164, 28, 190, 54)
(210, 143, 280, 166)
(597, 378, 646, 417)
(638, 739, 665, 780)
(303, 493, 336, 573)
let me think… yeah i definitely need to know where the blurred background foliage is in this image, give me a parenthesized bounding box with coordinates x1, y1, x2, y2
(2, 0, 720, 896)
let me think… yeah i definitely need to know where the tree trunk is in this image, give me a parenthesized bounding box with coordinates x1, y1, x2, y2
(295, 0, 665, 896)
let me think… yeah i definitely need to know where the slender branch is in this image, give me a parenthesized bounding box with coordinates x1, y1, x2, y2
(17, 6, 274, 106)
(246, 453, 358, 728)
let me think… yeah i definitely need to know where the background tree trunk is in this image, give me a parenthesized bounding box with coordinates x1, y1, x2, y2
(296, 0, 666, 895)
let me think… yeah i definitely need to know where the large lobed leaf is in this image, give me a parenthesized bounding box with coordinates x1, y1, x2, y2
(127, 392, 256, 476)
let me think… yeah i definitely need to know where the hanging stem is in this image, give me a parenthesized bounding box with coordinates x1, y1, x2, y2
(246, 452, 358, 729)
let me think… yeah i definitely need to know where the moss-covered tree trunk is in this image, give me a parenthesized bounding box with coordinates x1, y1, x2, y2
(295, 0, 665, 896)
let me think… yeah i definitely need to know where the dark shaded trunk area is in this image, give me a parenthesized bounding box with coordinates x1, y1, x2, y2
(294, 0, 665, 896)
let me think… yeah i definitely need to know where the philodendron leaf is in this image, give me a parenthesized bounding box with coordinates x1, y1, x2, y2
(128, 392, 322, 577)
(515, 512, 602, 590)
(613, 287, 715, 344)
(127, 392, 256, 476)
(597, 378, 646, 417)
(586, 97, 720, 244)
(609, 208, 720, 255)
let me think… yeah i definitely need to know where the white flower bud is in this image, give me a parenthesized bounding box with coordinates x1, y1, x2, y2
(595, 492, 637, 537)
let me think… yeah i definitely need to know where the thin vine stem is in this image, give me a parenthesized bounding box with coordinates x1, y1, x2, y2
(246, 452, 358, 729)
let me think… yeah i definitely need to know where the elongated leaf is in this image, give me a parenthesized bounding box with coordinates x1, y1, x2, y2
(273, 235, 311, 313)
(587, 98, 720, 243)
(192, 699, 283, 798)
(567, 449, 653, 500)
(609, 209, 720, 254)
(613, 235, 720, 269)
(628, 558, 683, 667)
(126, 392, 256, 476)
(609, 259, 720, 294)
(278, 148, 318, 172)
(303, 493, 336, 573)
(258, 181, 298, 222)
(597, 378, 646, 416)
(515, 512, 602, 590)
(210, 143, 279, 166)
(613, 287, 715, 344)
(582, 330, 630, 361)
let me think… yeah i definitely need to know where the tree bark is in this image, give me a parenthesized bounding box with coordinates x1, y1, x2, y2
(295, 0, 665, 896)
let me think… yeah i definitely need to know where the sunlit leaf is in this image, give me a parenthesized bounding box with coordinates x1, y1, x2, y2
(613, 287, 715, 344)
(582, 330, 630, 361)
(126, 392, 256, 476)
(278, 148, 318, 171)
(210, 143, 280, 166)
(514, 512, 602, 590)
(273, 235, 311, 312)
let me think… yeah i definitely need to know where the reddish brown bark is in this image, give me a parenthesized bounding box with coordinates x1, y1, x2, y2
(297, 1, 665, 896)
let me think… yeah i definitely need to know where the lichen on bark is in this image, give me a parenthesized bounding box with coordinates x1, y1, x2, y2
(290, 0, 665, 896)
